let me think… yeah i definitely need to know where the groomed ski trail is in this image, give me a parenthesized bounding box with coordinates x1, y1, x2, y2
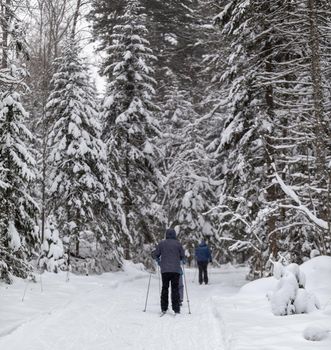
(0, 266, 248, 350)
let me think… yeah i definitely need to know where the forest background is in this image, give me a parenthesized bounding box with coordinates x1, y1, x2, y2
(0, 0, 330, 284)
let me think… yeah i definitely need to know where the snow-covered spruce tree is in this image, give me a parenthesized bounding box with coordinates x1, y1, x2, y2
(144, 0, 203, 97)
(90, 0, 211, 261)
(234, 0, 331, 265)
(0, 1, 38, 283)
(89, 0, 124, 48)
(101, 0, 162, 262)
(24, 0, 82, 248)
(157, 73, 219, 264)
(0, 83, 39, 282)
(46, 37, 121, 271)
(205, 1, 282, 277)
(266, 0, 331, 261)
(38, 216, 65, 273)
(207, 0, 331, 275)
(90, 0, 202, 100)
(194, 0, 242, 264)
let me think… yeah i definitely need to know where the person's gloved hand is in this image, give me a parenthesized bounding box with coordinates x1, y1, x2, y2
(155, 258, 161, 266)
(181, 259, 186, 265)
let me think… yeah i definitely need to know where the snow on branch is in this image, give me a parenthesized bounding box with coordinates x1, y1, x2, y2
(229, 240, 260, 253)
(272, 163, 328, 230)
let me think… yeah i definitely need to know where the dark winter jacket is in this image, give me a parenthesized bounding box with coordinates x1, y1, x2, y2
(152, 229, 185, 273)
(195, 241, 212, 263)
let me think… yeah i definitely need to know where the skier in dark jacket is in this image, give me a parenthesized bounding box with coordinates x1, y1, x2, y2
(195, 240, 212, 285)
(152, 228, 185, 314)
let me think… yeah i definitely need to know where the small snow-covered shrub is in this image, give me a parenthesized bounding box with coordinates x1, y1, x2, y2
(287, 263, 306, 288)
(273, 261, 285, 279)
(68, 230, 121, 275)
(269, 262, 320, 316)
(38, 218, 65, 273)
(294, 288, 320, 313)
(269, 270, 298, 315)
(303, 326, 329, 341)
(70, 252, 121, 275)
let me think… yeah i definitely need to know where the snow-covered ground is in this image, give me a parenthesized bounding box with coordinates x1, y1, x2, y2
(0, 257, 330, 350)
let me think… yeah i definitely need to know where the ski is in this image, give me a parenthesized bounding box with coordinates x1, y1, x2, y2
(159, 311, 180, 317)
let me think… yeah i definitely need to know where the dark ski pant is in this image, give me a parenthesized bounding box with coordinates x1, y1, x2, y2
(179, 274, 184, 303)
(161, 272, 180, 313)
(197, 261, 209, 284)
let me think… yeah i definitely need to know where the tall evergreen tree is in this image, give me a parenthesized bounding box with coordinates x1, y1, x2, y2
(204, 0, 331, 276)
(101, 0, 161, 261)
(202, 0, 275, 277)
(46, 37, 120, 265)
(0, 0, 38, 283)
(90, 0, 201, 96)
(0, 89, 39, 282)
(157, 74, 218, 263)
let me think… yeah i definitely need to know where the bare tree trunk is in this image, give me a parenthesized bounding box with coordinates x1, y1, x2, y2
(72, 0, 82, 38)
(307, 0, 329, 253)
(264, 36, 278, 261)
(327, 172, 331, 254)
(307, 0, 325, 173)
(1, 0, 11, 69)
(31, 0, 76, 242)
(41, 108, 48, 242)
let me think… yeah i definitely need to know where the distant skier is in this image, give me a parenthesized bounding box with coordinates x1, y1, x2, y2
(152, 228, 185, 314)
(195, 240, 212, 285)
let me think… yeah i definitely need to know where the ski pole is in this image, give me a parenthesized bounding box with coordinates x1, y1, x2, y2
(143, 272, 152, 312)
(40, 274, 43, 293)
(158, 265, 161, 296)
(192, 264, 197, 283)
(22, 278, 30, 302)
(182, 265, 191, 314)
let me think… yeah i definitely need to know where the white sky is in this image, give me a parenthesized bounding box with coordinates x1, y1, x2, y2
(78, 3, 106, 95)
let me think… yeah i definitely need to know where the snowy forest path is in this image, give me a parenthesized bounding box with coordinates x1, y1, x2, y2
(0, 265, 248, 350)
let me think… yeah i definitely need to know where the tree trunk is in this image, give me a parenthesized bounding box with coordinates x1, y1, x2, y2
(72, 0, 82, 38)
(1, 0, 11, 69)
(307, 0, 325, 174)
(264, 36, 278, 261)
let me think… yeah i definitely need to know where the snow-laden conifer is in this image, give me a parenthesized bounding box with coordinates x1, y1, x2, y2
(206, 0, 331, 275)
(101, 0, 161, 261)
(46, 37, 120, 266)
(265, 0, 331, 262)
(0, 1, 39, 282)
(205, 1, 275, 277)
(38, 217, 65, 273)
(0, 84, 39, 282)
(158, 77, 218, 262)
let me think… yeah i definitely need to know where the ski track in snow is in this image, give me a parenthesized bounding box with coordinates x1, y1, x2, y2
(0, 267, 246, 350)
(211, 297, 234, 350)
